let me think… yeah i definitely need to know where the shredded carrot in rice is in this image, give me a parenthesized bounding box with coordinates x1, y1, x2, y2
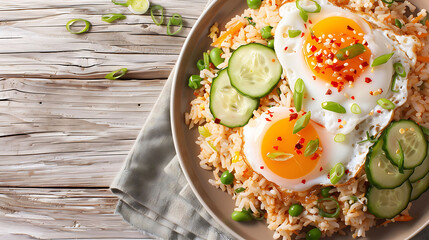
(418, 56, 429, 63)
(379, 215, 414, 227)
(292, 230, 300, 235)
(417, 32, 429, 38)
(212, 21, 245, 47)
(411, 14, 425, 24)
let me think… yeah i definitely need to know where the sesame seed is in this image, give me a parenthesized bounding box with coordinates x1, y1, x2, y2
(347, 37, 351, 40)
(326, 59, 334, 65)
(346, 50, 350, 56)
(359, 65, 363, 69)
(328, 34, 333, 38)
(333, 58, 338, 63)
(358, 33, 363, 36)
(362, 40, 367, 45)
(410, 128, 415, 132)
(353, 30, 357, 34)
(341, 38, 345, 42)
(323, 50, 328, 55)
(344, 63, 349, 66)
(337, 76, 343, 80)
(317, 63, 324, 67)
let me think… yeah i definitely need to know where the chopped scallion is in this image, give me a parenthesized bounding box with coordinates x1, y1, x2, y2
(127, 0, 150, 14)
(111, 0, 128, 6)
(376, 98, 395, 110)
(105, 68, 128, 80)
(391, 73, 400, 93)
(102, 13, 126, 23)
(381, 0, 394, 3)
(293, 111, 311, 134)
(266, 152, 294, 161)
(371, 52, 394, 67)
(235, 187, 246, 193)
(335, 43, 366, 61)
(304, 138, 319, 157)
(395, 19, 403, 28)
(66, 19, 91, 34)
(150, 5, 164, 26)
(167, 13, 183, 36)
(334, 133, 346, 143)
(288, 30, 302, 38)
(350, 103, 361, 114)
(329, 162, 345, 185)
(203, 52, 210, 70)
(293, 78, 305, 112)
(198, 126, 211, 138)
(321, 101, 346, 113)
(244, 16, 256, 27)
(318, 198, 340, 218)
(296, 0, 321, 13)
(393, 62, 406, 77)
(299, 9, 309, 22)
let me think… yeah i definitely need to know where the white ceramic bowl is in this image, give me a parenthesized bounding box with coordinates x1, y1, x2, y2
(171, 1, 429, 239)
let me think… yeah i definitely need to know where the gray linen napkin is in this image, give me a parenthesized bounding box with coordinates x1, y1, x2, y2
(110, 68, 230, 240)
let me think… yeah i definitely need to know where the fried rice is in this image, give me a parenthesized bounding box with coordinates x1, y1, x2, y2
(185, 0, 429, 239)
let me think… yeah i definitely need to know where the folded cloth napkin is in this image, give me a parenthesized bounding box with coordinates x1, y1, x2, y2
(110, 68, 231, 240)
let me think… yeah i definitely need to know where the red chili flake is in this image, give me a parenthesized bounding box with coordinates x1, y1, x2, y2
(320, 167, 323, 171)
(312, 98, 315, 100)
(336, 42, 342, 47)
(260, 166, 264, 169)
(277, 136, 283, 141)
(333, 64, 345, 71)
(365, 77, 372, 83)
(327, 173, 330, 179)
(312, 76, 316, 80)
(299, 138, 305, 144)
(327, 53, 334, 60)
(353, 69, 357, 74)
(347, 25, 355, 31)
(311, 153, 319, 160)
(284, 46, 289, 51)
(351, 96, 355, 100)
(273, 146, 279, 150)
(345, 169, 350, 174)
(362, 61, 369, 67)
(311, 45, 317, 52)
(289, 113, 298, 121)
(209, 62, 215, 69)
(265, 118, 272, 122)
(377, 110, 382, 113)
(338, 85, 344, 92)
(269, 114, 273, 117)
(316, 55, 323, 63)
(296, 149, 302, 155)
(301, 179, 306, 184)
(344, 75, 354, 82)
(193, 92, 199, 96)
(215, 118, 221, 124)
(331, 81, 339, 87)
(301, 32, 305, 37)
(295, 142, 303, 150)
(267, 110, 273, 114)
(325, 89, 332, 95)
(364, 41, 369, 46)
(304, 24, 307, 29)
(355, 39, 360, 44)
(309, 20, 313, 24)
(289, 109, 295, 113)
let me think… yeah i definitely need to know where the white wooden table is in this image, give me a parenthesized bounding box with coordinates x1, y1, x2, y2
(0, 0, 206, 238)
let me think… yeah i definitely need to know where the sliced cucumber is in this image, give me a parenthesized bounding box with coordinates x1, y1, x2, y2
(209, 69, 259, 128)
(383, 120, 427, 169)
(367, 181, 412, 219)
(411, 172, 429, 201)
(365, 139, 413, 189)
(410, 146, 429, 183)
(228, 43, 282, 98)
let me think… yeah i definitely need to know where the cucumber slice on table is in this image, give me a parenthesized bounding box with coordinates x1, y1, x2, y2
(410, 147, 429, 183)
(366, 139, 413, 189)
(411, 172, 429, 201)
(228, 43, 282, 98)
(383, 120, 427, 169)
(367, 181, 412, 219)
(209, 69, 259, 128)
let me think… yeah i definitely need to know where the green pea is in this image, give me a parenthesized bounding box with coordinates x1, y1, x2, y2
(288, 204, 304, 217)
(306, 228, 322, 240)
(196, 59, 205, 71)
(260, 26, 273, 39)
(247, 0, 262, 9)
(188, 75, 202, 89)
(267, 39, 274, 49)
(320, 187, 331, 197)
(220, 170, 234, 185)
(209, 48, 224, 68)
(231, 209, 253, 222)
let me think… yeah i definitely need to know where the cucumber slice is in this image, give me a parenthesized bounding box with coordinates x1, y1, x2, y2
(383, 120, 427, 169)
(209, 69, 259, 128)
(410, 146, 429, 183)
(228, 43, 282, 98)
(366, 139, 413, 189)
(367, 181, 412, 219)
(411, 172, 429, 201)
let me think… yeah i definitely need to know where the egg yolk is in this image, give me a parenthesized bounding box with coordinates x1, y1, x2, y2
(302, 16, 371, 92)
(261, 115, 321, 179)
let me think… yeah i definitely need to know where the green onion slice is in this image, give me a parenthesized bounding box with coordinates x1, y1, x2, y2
(288, 30, 302, 38)
(391, 73, 399, 93)
(349, 196, 358, 203)
(150, 5, 164, 26)
(167, 14, 183, 36)
(105, 68, 128, 80)
(296, 0, 321, 13)
(66, 19, 91, 34)
(335, 43, 366, 61)
(203, 52, 210, 70)
(112, 0, 128, 6)
(329, 162, 345, 185)
(397, 140, 404, 173)
(376, 98, 395, 110)
(198, 126, 211, 138)
(334, 133, 346, 143)
(293, 78, 305, 112)
(304, 138, 319, 157)
(208, 141, 218, 152)
(350, 103, 361, 114)
(358, 131, 378, 144)
(421, 15, 428, 25)
(127, 0, 150, 14)
(372, 52, 394, 67)
(381, 0, 395, 3)
(393, 62, 406, 77)
(102, 13, 126, 23)
(299, 10, 309, 22)
(318, 198, 341, 218)
(293, 111, 311, 134)
(395, 19, 403, 28)
(266, 152, 294, 161)
(321, 101, 346, 114)
(235, 187, 246, 193)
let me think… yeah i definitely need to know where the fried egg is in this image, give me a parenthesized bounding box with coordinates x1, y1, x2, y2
(273, 0, 420, 134)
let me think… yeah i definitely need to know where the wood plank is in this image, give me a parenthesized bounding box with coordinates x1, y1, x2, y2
(0, 188, 145, 239)
(0, 78, 165, 187)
